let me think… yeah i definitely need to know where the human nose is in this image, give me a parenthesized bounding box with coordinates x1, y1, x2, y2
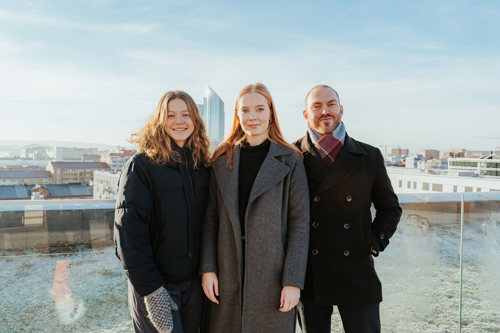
(173, 115, 184, 123)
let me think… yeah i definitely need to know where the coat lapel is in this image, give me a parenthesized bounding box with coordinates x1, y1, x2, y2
(318, 134, 367, 193)
(212, 143, 294, 242)
(247, 142, 291, 208)
(212, 147, 242, 237)
(298, 134, 329, 184)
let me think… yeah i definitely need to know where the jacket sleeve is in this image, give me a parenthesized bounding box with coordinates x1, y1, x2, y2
(282, 155, 310, 288)
(369, 148, 402, 255)
(114, 156, 164, 296)
(199, 166, 220, 274)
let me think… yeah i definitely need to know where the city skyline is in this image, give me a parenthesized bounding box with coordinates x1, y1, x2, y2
(1, 1, 499, 152)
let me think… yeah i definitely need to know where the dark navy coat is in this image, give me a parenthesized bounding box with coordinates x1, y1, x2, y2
(295, 133, 401, 306)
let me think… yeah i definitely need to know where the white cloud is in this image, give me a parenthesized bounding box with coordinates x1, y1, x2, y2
(0, 10, 155, 35)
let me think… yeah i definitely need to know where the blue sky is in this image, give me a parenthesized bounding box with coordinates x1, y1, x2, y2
(1, 0, 499, 152)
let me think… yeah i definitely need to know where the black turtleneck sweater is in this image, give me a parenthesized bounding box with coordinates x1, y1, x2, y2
(238, 139, 271, 236)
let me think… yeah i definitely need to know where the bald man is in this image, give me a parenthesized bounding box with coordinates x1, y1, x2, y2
(294, 85, 401, 333)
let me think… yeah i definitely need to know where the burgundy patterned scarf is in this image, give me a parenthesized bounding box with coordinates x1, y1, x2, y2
(308, 122, 346, 168)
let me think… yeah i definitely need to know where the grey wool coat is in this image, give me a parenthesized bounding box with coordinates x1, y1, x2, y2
(200, 142, 310, 333)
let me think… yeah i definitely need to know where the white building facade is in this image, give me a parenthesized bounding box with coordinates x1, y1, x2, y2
(93, 171, 120, 199)
(448, 158, 500, 177)
(387, 167, 500, 194)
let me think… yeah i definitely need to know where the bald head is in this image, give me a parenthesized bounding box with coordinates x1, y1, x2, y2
(305, 85, 340, 106)
(303, 84, 343, 135)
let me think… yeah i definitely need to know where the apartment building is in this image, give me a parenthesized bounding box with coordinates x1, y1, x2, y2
(47, 161, 109, 184)
(0, 167, 53, 185)
(100, 150, 136, 172)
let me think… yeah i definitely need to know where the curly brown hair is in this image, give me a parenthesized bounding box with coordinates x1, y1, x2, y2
(129, 90, 211, 168)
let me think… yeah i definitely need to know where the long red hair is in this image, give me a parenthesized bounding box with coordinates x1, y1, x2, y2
(212, 83, 300, 168)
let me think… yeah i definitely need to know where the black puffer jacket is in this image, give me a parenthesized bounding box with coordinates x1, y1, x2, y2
(114, 148, 209, 297)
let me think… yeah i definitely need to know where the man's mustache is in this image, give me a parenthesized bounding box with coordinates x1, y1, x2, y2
(319, 114, 335, 120)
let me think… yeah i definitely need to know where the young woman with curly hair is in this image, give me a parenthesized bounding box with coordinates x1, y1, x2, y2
(115, 90, 211, 333)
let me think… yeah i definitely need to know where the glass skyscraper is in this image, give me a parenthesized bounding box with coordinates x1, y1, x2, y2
(199, 86, 225, 150)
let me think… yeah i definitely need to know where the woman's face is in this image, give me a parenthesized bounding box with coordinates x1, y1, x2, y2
(165, 98, 195, 147)
(237, 92, 271, 146)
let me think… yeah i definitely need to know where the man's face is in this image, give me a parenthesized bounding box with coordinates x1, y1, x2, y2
(303, 87, 343, 135)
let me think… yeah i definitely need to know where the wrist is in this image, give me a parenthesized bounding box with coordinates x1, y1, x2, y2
(145, 286, 165, 299)
(283, 285, 300, 290)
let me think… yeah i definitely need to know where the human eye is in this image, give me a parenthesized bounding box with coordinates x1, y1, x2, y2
(183, 113, 191, 118)
(167, 113, 175, 118)
(257, 107, 265, 112)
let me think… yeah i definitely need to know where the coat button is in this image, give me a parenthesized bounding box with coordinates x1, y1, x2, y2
(346, 195, 352, 202)
(343, 223, 350, 230)
(312, 249, 319, 255)
(343, 249, 351, 256)
(379, 233, 385, 240)
(313, 195, 320, 202)
(312, 221, 319, 228)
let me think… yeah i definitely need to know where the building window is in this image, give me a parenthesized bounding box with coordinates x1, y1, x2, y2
(413, 182, 417, 189)
(407, 181, 411, 188)
(432, 183, 443, 192)
(476, 188, 481, 192)
(465, 186, 473, 192)
(398, 180, 402, 188)
(423, 182, 429, 191)
(453, 185, 458, 192)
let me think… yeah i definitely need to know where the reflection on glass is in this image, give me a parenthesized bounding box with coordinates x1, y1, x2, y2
(51, 260, 86, 324)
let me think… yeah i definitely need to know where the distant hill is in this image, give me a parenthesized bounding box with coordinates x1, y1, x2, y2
(0, 140, 134, 154)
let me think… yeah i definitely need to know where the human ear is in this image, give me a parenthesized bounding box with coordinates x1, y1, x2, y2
(302, 109, 308, 120)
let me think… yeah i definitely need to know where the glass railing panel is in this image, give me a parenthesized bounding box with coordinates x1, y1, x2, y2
(377, 193, 464, 332)
(461, 193, 500, 332)
(2, 195, 499, 332)
(0, 200, 132, 332)
(0, 249, 132, 332)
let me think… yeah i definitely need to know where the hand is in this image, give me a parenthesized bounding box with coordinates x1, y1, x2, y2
(202, 272, 219, 304)
(279, 286, 300, 312)
(370, 246, 378, 256)
(144, 286, 178, 333)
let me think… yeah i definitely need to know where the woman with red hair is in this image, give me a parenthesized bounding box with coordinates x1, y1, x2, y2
(200, 83, 310, 332)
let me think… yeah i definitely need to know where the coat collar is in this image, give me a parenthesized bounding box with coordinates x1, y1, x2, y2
(212, 141, 292, 236)
(298, 132, 368, 193)
(248, 142, 291, 206)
